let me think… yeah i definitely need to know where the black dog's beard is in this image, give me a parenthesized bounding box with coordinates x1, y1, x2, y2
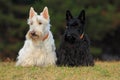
(64, 35, 76, 44)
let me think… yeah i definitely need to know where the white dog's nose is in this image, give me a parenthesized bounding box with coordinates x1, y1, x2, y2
(30, 31, 36, 36)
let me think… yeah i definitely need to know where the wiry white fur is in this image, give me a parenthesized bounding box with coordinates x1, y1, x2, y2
(16, 7, 57, 67)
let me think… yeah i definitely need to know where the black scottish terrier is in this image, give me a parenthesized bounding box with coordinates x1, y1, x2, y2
(56, 10, 94, 66)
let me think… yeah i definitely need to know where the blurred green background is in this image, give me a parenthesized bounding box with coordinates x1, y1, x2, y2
(0, 0, 120, 61)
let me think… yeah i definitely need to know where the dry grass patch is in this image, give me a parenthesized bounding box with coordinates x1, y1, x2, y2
(0, 61, 120, 80)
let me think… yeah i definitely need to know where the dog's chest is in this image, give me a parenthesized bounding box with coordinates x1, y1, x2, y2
(32, 43, 46, 55)
(24, 37, 53, 60)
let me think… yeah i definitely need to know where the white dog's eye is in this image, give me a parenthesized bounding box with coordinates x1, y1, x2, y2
(30, 21, 33, 25)
(30, 22, 33, 25)
(38, 22, 42, 25)
(36, 17, 42, 25)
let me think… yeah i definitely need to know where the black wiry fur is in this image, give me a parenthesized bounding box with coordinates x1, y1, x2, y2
(56, 10, 94, 66)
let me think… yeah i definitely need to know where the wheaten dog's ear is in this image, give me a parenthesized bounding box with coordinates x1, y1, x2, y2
(29, 7, 36, 19)
(41, 7, 49, 20)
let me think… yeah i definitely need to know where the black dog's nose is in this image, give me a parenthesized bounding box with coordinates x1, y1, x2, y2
(65, 34, 76, 43)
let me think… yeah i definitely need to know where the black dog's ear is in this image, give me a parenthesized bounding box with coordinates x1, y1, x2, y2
(78, 10, 85, 24)
(66, 10, 73, 21)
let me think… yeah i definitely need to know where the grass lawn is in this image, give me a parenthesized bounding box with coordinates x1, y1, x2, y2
(0, 61, 120, 80)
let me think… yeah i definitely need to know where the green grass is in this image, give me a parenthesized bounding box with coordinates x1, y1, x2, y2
(0, 61, 120, 80)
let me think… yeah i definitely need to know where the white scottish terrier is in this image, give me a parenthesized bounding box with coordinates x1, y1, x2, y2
(16, 7, 57, 67)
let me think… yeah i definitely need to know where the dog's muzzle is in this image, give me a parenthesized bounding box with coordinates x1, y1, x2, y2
(29, 31, 49, 41)
(29, 31, 40, 39)
(64, 34, 76, 44)
(30, 31, 37, 36)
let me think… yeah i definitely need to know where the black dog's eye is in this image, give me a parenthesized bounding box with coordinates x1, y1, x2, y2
(67, 22, 69, 26)
(78, 29, 81, 32)
(71, 22, 78, 26)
